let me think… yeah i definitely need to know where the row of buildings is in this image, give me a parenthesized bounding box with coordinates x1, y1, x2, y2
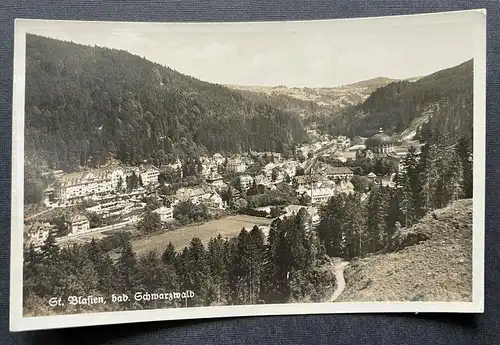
(46, 164, 161, 206)
(27, 129, 416, 248)
(25, 203, 176, 247)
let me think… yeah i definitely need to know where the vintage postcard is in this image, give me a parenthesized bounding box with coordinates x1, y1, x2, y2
(10, 9, 486, 331)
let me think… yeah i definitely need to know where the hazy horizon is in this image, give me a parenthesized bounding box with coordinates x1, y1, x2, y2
(21, 12, 480, 87)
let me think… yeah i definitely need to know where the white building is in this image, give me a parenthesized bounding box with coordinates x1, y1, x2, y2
(140, 165, 160, 186)
(295, 146, 310, 158)
(303, 187, 335, 204)
(176, 187, 209, 205)
(109, 166, 126, 189)
(283, 205, 320, 226)
(239, 174, 254, 190)
(212, 153, 225, 166)
(323, 166, 354, 181)
(330, 151, 348, 163)
(282, 162, 298, 179)
(203, 192, 225, 209)
(55, 169, 115, 205)
(165, 158, 183, 171)
(262, 163, 277, 178)
(336, 136, 351, 149)
(70, 214, 90, 235)
(206, 171, 226, 189)
(199, 157, 218, 178)
(153, 206, 174, 223)
(293, 175, 326, 192)
(227, 158, 247, 173)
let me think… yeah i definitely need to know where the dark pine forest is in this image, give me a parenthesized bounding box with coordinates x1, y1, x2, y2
(25, 34, 307, 172)
(324, 59, 473, 139)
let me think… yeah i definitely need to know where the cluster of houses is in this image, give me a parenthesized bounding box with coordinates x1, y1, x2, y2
(292, 166, 355, 204)
(25, 130, 420, 248)
(25, 214, 93, 247)
(45, 164, 161, 206)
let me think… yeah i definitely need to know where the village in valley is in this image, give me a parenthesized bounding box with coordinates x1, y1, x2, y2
(20, 28, 475, 314)
(24, 128, 419, 253)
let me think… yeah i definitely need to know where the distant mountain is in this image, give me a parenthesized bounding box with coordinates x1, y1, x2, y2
(24, 35, 307, 172)
(226, 77, 400, 113)
(324, 60, 473, 140)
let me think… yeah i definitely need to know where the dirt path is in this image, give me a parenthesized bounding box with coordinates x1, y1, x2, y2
(330, 261, 349, 302)
(24, 209, 50, 221)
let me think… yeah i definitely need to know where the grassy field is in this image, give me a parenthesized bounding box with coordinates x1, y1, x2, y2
(132, 215, 273, 255)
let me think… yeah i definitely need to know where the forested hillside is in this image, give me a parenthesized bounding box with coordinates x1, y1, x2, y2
(324, 60, 473, 140)
(25, 35, 307, 172)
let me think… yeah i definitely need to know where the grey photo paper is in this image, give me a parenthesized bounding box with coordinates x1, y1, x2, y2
(10, 9, 486, 331)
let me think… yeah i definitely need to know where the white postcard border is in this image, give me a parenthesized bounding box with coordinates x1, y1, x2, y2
(10, 9, 486, 332)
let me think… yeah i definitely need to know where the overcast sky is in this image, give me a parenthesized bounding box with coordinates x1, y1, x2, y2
(21, 11, 482, 87)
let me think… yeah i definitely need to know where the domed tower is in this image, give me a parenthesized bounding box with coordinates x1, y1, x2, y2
(365, 128, 395, 158)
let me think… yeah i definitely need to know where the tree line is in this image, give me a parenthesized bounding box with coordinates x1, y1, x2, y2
(23, 209, 335, 316)
(316, 130, 472, 260)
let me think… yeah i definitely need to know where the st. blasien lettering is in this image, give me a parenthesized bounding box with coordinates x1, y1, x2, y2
(21, 22, 474, 318)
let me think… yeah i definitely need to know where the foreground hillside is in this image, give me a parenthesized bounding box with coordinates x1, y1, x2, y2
(337, 199, 472, 302)
(227, 77, 399, 113)
(325, 60, 473, 140)
(25, 35, 306, 172)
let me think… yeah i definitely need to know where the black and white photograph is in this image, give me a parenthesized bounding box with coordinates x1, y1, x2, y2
(10, 9, 486, 331)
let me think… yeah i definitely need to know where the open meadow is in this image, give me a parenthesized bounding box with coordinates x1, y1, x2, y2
(132, 215, 273, 254)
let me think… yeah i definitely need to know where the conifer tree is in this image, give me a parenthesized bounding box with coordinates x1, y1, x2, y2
(41, 231, 59, 262)
(182, 237, 209, 306)
(161, 242, 177, 266)
(230, 228, 253, 304)
(137, 209, 161, 235)
(290, 209, 312, 270)
(249, 225, 266, 304)
(366, 185, 390, 254)
(138, 251, 172, 292)
(87, 238, 117, 294)
(260, 219, 281, 302)
(317, 194, 345, 257)
(399, 145, 421, 226)
(343, 193, 365, 259)
(417, 129, 443, 216)
(456, 136, 473, 198)
(26, 242, 39, 270)
(206, 235, 229, 305)
(55, 244, 100, 300)
(385, 187, 402, 250)
(115, 237, 138, 293)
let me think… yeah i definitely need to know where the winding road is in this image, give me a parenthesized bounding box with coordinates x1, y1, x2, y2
(24, 209, 50, 221)
(330, 261, 349, 302)
(303, 142, 337, 174)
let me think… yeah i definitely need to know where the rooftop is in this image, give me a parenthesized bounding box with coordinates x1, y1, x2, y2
(324, 166, 354, 175)
(365, 129, 394, 147)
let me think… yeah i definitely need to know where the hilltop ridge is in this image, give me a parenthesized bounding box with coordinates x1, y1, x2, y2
(324, 59, 473, 139)
(25, 34, 307, 172)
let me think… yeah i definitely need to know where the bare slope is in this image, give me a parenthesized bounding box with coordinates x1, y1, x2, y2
(337, 199, 473, 302)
